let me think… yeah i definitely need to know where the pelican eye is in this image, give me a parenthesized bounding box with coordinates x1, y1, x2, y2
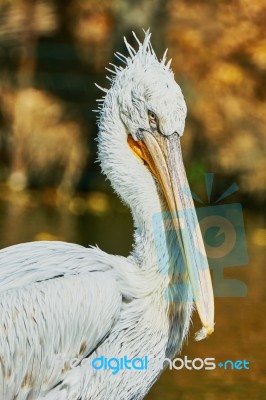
(148, 110, 157, 125)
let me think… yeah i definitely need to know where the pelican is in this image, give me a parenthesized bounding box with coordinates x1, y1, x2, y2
(0, 31, 214, 400)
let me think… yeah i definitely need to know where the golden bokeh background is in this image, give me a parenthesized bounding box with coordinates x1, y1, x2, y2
(0, 1, 265, 399)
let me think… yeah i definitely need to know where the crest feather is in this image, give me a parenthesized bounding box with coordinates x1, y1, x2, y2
(95, 30, 173, 114)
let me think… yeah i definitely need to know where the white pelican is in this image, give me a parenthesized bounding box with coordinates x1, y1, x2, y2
(0, 31, 214, 400)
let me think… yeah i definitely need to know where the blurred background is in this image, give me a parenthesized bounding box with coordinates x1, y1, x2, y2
(0, 0, 265, 399)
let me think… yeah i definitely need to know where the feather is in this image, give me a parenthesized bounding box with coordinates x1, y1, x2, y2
(166, 58, 172, 69)
(124, 37, 136, 58)
(95, 83, 108, 93)
(114, 52, 128, 64)
(161, 48, 168, 65)
(132, 31, 141, 46)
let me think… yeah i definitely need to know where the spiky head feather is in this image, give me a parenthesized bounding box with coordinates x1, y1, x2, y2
(96, 30, 187, 139)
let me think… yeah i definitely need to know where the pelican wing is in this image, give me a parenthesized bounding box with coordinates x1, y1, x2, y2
(0, 241, 122, 400)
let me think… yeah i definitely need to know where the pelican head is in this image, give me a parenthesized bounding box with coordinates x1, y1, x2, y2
(97, 31, 214, 340)
(118, 62, 187, 140)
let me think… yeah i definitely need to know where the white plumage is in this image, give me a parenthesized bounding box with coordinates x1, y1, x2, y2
(0, 31, 214, 399)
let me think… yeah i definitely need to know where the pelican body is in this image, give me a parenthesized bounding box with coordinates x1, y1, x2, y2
(0, 32, 214, 400)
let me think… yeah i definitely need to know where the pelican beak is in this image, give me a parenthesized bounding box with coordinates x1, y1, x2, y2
(128, 131, 214, 339)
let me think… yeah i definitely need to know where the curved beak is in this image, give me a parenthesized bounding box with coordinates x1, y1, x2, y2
(128, 131, 214, 339)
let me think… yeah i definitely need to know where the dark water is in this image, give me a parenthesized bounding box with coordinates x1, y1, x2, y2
(0, 186, 265, 400)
